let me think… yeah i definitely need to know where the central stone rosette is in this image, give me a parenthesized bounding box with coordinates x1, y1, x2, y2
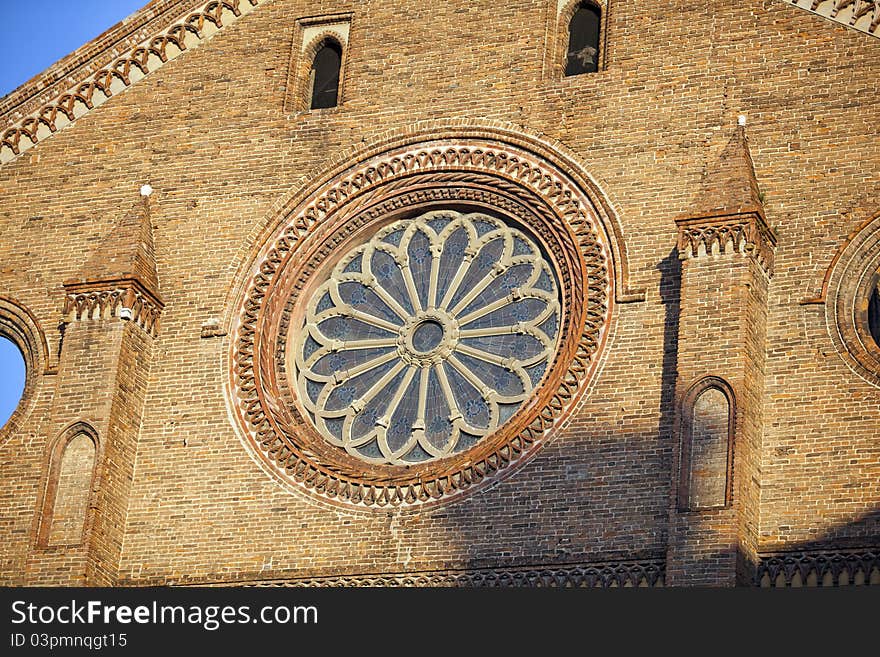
(293, 210, 561, 466)
(398, 309, 459, 366)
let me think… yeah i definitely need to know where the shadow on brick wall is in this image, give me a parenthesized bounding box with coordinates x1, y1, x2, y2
(657, 247, 681, 444)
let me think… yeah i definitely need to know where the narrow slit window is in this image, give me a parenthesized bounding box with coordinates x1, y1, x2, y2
(565, 3, 601, 76)
(310, 40, 342, 109)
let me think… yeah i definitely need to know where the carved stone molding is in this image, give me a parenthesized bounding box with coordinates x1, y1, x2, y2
(229, 134, 617, 509)
(757, 549, 880, 586)
(787, 0, 880, 38)
(63, 279, 164, 337)
(195, 560, 665, 588)
(285, 13, 353, 114)
(675, 212, 777, 277)
(0, 0, 262, 165)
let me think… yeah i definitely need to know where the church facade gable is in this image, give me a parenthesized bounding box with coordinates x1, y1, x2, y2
(0, 0, 877, 587)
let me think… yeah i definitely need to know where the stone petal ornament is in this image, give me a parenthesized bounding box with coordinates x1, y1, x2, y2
(295, 211, 561, 465)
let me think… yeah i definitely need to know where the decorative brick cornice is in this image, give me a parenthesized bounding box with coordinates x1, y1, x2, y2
(675, 212, 777, 277)
(0, 0, 262, 165)
(192, 560, 665, 588)
(787, 0, 880, 38)
(63, 278, 164, 337)
(756, 549, 880, 586)
(0, 0, 200, 119)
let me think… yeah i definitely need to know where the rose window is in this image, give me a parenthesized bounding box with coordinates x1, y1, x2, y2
(294, 210, 562, 465)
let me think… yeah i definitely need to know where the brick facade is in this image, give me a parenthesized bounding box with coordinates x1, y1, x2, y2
(0, 0, 878, 586)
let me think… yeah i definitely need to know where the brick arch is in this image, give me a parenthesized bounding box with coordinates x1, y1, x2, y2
(558, 0, 606, 33)
(0, 296, 51, 445)
(292, 31, 349, 113)
(821, 209, 880, 388)
(553, 0, 609, 77)
(302, 31, 346, 62)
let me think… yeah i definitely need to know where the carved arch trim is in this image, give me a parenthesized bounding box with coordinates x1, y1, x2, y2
(818, 210, 880, 388)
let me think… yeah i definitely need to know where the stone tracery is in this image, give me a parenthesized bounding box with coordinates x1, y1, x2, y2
(295, 210, 561, 465)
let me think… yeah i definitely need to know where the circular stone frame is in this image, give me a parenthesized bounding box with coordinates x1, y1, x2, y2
(827, 211, 880, 388)
(230, 134, 615, 508)
(292, 210, 563, 466)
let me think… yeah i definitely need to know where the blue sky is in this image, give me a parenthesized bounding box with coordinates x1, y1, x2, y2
(0, 338, 25, 427)
(0, 0, 148, 98)
(1, 2, 146, 425)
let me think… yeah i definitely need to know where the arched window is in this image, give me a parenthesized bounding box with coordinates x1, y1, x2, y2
(39, 425, 98, 547)
(868, 274, 880, 349)
(309, 40, 342, 109)
(565, 3, 602, 76)
(679, 379, 734, 511)
(0, 335, 26, 429)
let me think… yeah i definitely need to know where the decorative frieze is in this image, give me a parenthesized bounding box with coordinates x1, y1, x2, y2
(757, 549, 880, 586)
(788, 0, 880, 38)
(676, 212, 777, 277)
(204, 560, 666, 588)
(63, 279, 164, 337)
(0, 0, 262, 164)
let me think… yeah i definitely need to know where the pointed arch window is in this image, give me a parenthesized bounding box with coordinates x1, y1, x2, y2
(565, 2, 602, 76)
(309, 39, 342, 109)
(38, 424, 98, 547)
(679, 378, 734, 511)
(868, 272, 880, 349)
